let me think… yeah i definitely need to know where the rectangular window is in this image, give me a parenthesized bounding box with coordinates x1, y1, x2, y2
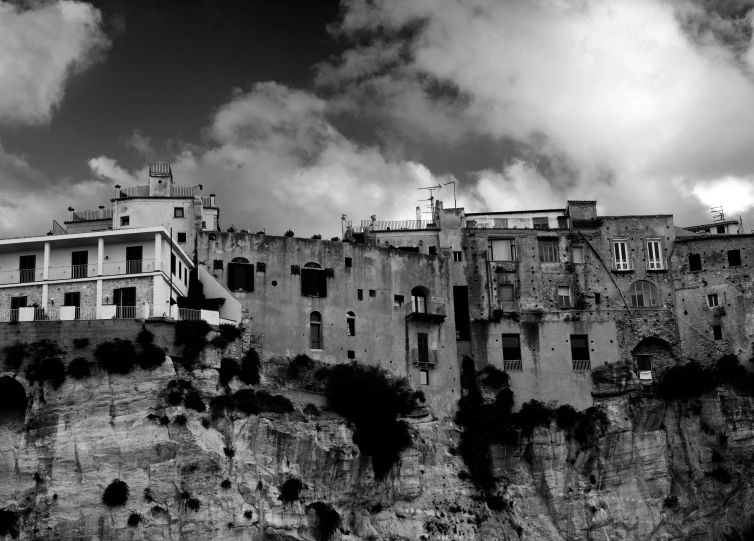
(71, 250, 88, 279)
(557, 286, 571, 308)
(612, 240, 630, 270)
(636, 355, 652, 371)
(369, 289, 376, 297)
(213, 259, 223, 270)
(347, 317, 355, 336)
(728, 250, 742, 267)
(63, 292, 80, 307)
(179, 261, 182, 278)
(347, 350, 355, 360)
(184, 269, 188, 286)
(126, 246, 143, 274)
(707, 294, 719, 307)
(501, 334, 521, 360)
(419, 369, 429, 385)
(493, 218, 508, 228)
(646, 240, 663, 269)
(538, 238, 558, 263)
(689, 253, 702, 272)
(570, 335, 590, 361)
(717, 225, 726, 234)
(171, 254, 176, 275)
(594, 292, 601, 304)
(572, 246, 584, 264)
(498, 284, 515, 307)
(453, 286, 471, 341)
(357, 289, 363, 300)
(428, 246, 437, 255)
(177, 232, 187, 243)
(113, 287, 136, 317)
(174, 207, 184, 218)
(301, 266, 326, 297)
(19, 254, 36, 283)
(228, 262, 255, 292)
(453, 251, 463, 262)
(345, 257, 352, 267)
(533, 217, 549, 230)
(394, 295, 404, 307)
(713, 325, 723, 340)
(120, 216, 129, 226)
(417, 332, 429, 363)
(490, 239, 516, 261)
(310, 319, 322, 349)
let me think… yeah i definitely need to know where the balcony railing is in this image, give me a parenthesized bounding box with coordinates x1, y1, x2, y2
(178, 308, 201, 321)
(171, 186, 195, 197)
(405, 302, 447, 323)
(359, 220, 437, 232)
(0, 259, 156, 286)
(503, 359, 523, 371)
(411, 348, 438, 366)
(48, 264, 98, 280)
(114, 306, 138, 319)
(71, 209, 113, 221)
(119, 186, 150, 198)
(612, 259, 635, 272)
(103, 259, 155, 276)
(0, 268, 44, 285)
(572, 359, 592, 372)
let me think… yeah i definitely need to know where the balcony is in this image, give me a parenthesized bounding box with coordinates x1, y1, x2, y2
(612, 259, 635, 272)
(411, 348, 438, 367)
(70, 209, 113, 222)
(103, 259, 155, 275)
(0, 259, 156, 285)
(572, 359, 592, 372)
(405, 302, 447, 323)
(359, 220, 437, 232)
(503, 359, 523, 371)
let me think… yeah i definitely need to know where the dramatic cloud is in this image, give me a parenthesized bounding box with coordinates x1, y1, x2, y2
(0, 0, 109, 125)
(318, 0, 754, 226)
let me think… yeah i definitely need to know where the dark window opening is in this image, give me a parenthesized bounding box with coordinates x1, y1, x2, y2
(636, 355, 652, 371)
(502, 334, 521, 360)
(417, 332, 429, 363)
(453, 251, 463, 262)
(689, 253, 702, 272)
(538, 238, 558, 262)
(213, 259, 223, 270)
(10, 296, 26, 321)
(453, 286, 471, 341)
(301, 263, 326, 297)
(310, 312, 322, 349)
(347, 312, 355, 336)
(369, 289, 376, 297)
(174, 207, 184, 218)
(126, 246, 143, 274)
(394, 295, 404, 308)
(114, 287, 136, 317)
(64, 292, 80, 307)
(347, 350, 355, 360)
(728, 250, 741, 266)
(19, 255, 36, 283)
(570, 335, 590, 360)
(120, 216, 129, 226)
(184, 269, 188, 286)
(171, 254, 176, 275)
(428, 246, 437, 255)
(357, 289, 363, 300)
(177, 232, 187, 243)
(419, 369, 429, 385)
(397, 246, 420, 253)
(713, 325, 723, 340)
(594, 292, 601, 304)
(717, 225, 726, 234)
(345, 257, 352, 267)
(533, 217, 550, 230)
(71, 250, 88, 279)
(228, 259, 254, 292)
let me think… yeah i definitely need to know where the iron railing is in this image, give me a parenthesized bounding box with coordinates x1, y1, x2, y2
(360, 220, 436, 231)
(612, 259, 635, 272)
(171, 186, 195, 197)
(411, 348, 438, 366)
(646, 257, 665, 271)
(503, 359, 523, 371)
(467, 216, 560, 230)
(119, 186, 150, 198)
(48, 264, 97, 280)
(572, 359, 592, 372)
(0, 260, 154, 285)
(406, 302, 446, 318)
(114, 306, 137, 319)
(201, 196, 213, 207)
(0, 268, 43, 285)
(178, 308, 201, 321)
(71, 209, 113, 221)
(103, 259, 155, 276)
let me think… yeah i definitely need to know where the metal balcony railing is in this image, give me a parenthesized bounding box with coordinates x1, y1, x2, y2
(178, 308, 201, 321)
(359, 220, 436, 232)
(646, 258, 666, 271)
(114, 306, 137, 319)
(406, 302, 446, 318)
(171, 186, 195, 197)
(411, 348, 438, 366)
(103, 259, 155, 276)
(119, 186, 150, 198)
(0, 268, 43, 285)
(503, 359, 523, 371)
(612, 259, 635, 272)
(572, 359, 592, 372)
(48, 264, 97, 280)
(71, 209, 113, 221)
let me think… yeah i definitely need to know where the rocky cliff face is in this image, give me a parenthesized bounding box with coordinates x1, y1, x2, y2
(1, 329, 753, 540)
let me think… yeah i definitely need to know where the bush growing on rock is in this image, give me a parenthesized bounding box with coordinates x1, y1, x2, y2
(326, 362, 424, 479)
(173, 414, 187, 426)
(555, 404, 580, 429)
(219, 323, 242, 343)
(0, 509, 19, 539)
(518, 400, 554, 437)
(210, 335, 229, 349)
(72, 337, 89, 348)
(127, 513, 142, 526)
(233, 389, 294, 415)
(218, 358, 240, 386)
(67, 357, 91, 379)
(221, 479, 231, 489)
(279, 478, 304, 503)
(287, 354, 313, 379)
(187, 498, 201, 512)
(174, 320, 212, 363)
(26, 357, 66, 388)
(708, 467, 732, 484)
(304, 403, 320, 416)
(479, 365, 509, 388)
(239, 348, 261, 385)
(95, 339, 138, 374)
(308, 502, 341, 541)
(184, 391, 206, 412)
(102, 479, 130, 507)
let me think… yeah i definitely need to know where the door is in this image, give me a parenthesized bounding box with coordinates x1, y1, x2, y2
(417, 332, 429, 363)
(10, 296, 26, 322)
(412, 294, 426, 313)
(71, 251, 88, 278)
(114, 287, 136, 318)
(126, 246, 143, 274)
(64, 292, 81, 319)
(19, 255, 36, 283)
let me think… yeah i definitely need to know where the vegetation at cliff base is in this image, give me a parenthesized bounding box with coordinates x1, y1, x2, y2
(72, 337, 89, 348)
(307, 502, 341, 541)
(67, 357, 91, 379)
(102, 479, 130, 507)
(95, 339, 137, 374)
(656, 355, 754, 401)
(326, 362, 424, 480)
(127, 513, 142, 526)
(239, 348, 260, 384)
(279, 478, 304, 503)
(208, 389, 294, 417)
(25, 340, 66, 388)
(218, 358, 239, 386)
(174, 319, 212, 363)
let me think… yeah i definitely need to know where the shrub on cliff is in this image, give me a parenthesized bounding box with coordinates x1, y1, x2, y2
(26, 357, 66, 388)
(184, 391, 206, 412)
(67, 357, 91, 379)
(72, 337, 89, 348)
(95, 339, 137, 374)
(233, 389, 294, 415)
(479, 365, 509, 388)
(555, 404, 580, 429)
(219, 323, 243, 343)
(239, 348, 260, 385)
(574, 406, 609, 445)
(0, 509, 19, 539)
(127, 513, 142, 526)
(287, 354, 313, 379)
(279, 478, 304, 503)
(518, 400, 554, 437)
(102, 479, 130, 507)
(3, 342, 27, 369)
(218, 358, 240, 386)
(307, 502, 341, 541)
(174, 320, 212, 363)
(326, 362, 423, 479)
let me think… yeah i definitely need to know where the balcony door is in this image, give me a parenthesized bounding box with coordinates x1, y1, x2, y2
(71, 251, 88, 278)
(64, 292, 81, 319)
(114, 287, 136, 318)
(10, 296, 26, 322)
(19, 255, 35, 283)
(417, 332, 429, 363)
(125, 246, 143, 274)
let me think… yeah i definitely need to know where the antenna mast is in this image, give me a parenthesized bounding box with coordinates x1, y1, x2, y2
(417, 184, 441, 220)
(711, 206, 725, 223)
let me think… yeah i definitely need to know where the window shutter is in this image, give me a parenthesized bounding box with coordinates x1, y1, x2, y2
(228, 263, 237, 291)
(318, 269, 327, 297)
(301, 269, 312, 296)
(245, 264, 255, 292)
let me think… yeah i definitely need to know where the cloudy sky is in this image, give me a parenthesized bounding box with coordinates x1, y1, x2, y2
(1, 0, 754, 238)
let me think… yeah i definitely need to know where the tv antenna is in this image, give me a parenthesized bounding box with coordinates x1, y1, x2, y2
(711, 206, 725, 223)
(444, 181, 457, 208)
(418, 184, 441, 218)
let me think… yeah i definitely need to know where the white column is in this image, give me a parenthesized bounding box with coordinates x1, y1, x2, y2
(43, 242, 50, 280)
(97, 238, 104, 276)
(154, 233, 162, 274)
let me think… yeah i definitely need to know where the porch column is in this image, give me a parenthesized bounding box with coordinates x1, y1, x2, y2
(154, 233, 162, 274)
(97, 237, 104, 276)
(43, 242, 50, 280)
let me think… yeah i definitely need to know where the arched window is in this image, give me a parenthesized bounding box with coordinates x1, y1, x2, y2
(347, 311, 355, 336)
(228, 257, 254, 291)
(310, 311, 322, 349)
(302, 262, 327, 297)
(629, 280, 659, 308)
(411, 286, 429, 313)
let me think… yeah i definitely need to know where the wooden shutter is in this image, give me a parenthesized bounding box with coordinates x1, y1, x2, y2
(245, 264, 255, 291)
(228, 263, 237, 291)
(318, 269, 327, 297)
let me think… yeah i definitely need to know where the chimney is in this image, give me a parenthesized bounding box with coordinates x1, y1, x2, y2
(114, 185, 121, 199)
(98, 205, 105, 219)
(210, 193, 216, 207)
(68, 207, 74, 221)
(416, 206, 421, 221)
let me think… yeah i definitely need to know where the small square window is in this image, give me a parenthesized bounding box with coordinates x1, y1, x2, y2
(428, 246, 437, 255)
(345, 257, 352, 267)
(347, 350, 355, 360)
(557, 286, 571, 308)
(120, 216, 130, 226)
(570, 335, 590, 360)
(369, 289, 376, 297)
(594, 292, 601, 304)
(713, 325, 723, 340)
(394, 295, 404, 307)
(689, 253, 702, 272)
(538, 238, 558, 263)
(533, 217, 550, 230)
(636, 355, 652, 371)
(717, 225, 726, 234)
(707, 294, 719, 307)
(728, 250, 741, 267)
(419, 369, 429, 385)
(357, 289, 363, 300)
(174, 207, 184, 218)
(453, 251, 463, 262)
(177, 232, 187, 243)
(213, 259, 223, 270)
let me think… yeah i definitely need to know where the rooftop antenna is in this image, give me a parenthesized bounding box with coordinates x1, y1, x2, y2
(444, 180, 457, 208)
(418, 183, 441, 219)
(711, 206, 725, 223)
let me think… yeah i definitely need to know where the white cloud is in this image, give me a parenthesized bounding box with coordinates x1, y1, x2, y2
(88, 156, 144, 186)
(0, 0, 109, 125)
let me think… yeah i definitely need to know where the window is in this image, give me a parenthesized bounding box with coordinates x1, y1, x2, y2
(629, 280, 659, 308)
(64, 292, 80, 307)
(71, 251, 88, 279)
(19, 255, 36, 283)
(417, 332, 429, 363)
(538, 238, 558, 263)
(533, 217, 549, 230)
(713, 325, 722, 340)
(171, 254, 176, 275)
(493, 218, 508, 228)
(126, 246, 143, 274)
(411, 287, 428, 313)
(174, 207, 184, 218)
(179, 261, 182, 278)
(369, 289, 376, 297)
(345, 257, 352, 267)
(114, 287, 136, 318)
(612, 240, 631, 270)
(428, 245, 437, 255)
(570, 335, 590, 361)
(557, 286, 571, 308)
(120, 216, 130, 226)
(490, 239, 516, 261)
(717, 225, 726, 234)
(357, 289, 363, 300)
(707, 293, 719, 307)
(202, 221, 207, 229)
(646, 240, 663, 270)
(502, 334, 521, 360)
(347, 311, 355, 336)
(177, 232, 187, 243)
(594, 292, 601, 304)
(636, 355, 652, 371)
(310, 312, 322, 349)
(301, 262, 326, 297)
(394, 295, 404, 307)
(347, 350, 355, 360)
(419, 369, 429, 385)
(453, 251, 463, 262)
(689, 253, 702, 272)
(228, 257, 254, 292)
(213, 259, 223, 270)
(728, 250, 742, 267)
(184, 269, 188, 286)
(572, 246, 584, 264)
(498, 284, 515, 307)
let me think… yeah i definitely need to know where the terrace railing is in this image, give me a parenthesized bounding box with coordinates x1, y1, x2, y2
(410, 348, 438, 366)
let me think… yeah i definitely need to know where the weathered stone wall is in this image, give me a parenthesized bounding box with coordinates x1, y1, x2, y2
(0, 285, 43, 309)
